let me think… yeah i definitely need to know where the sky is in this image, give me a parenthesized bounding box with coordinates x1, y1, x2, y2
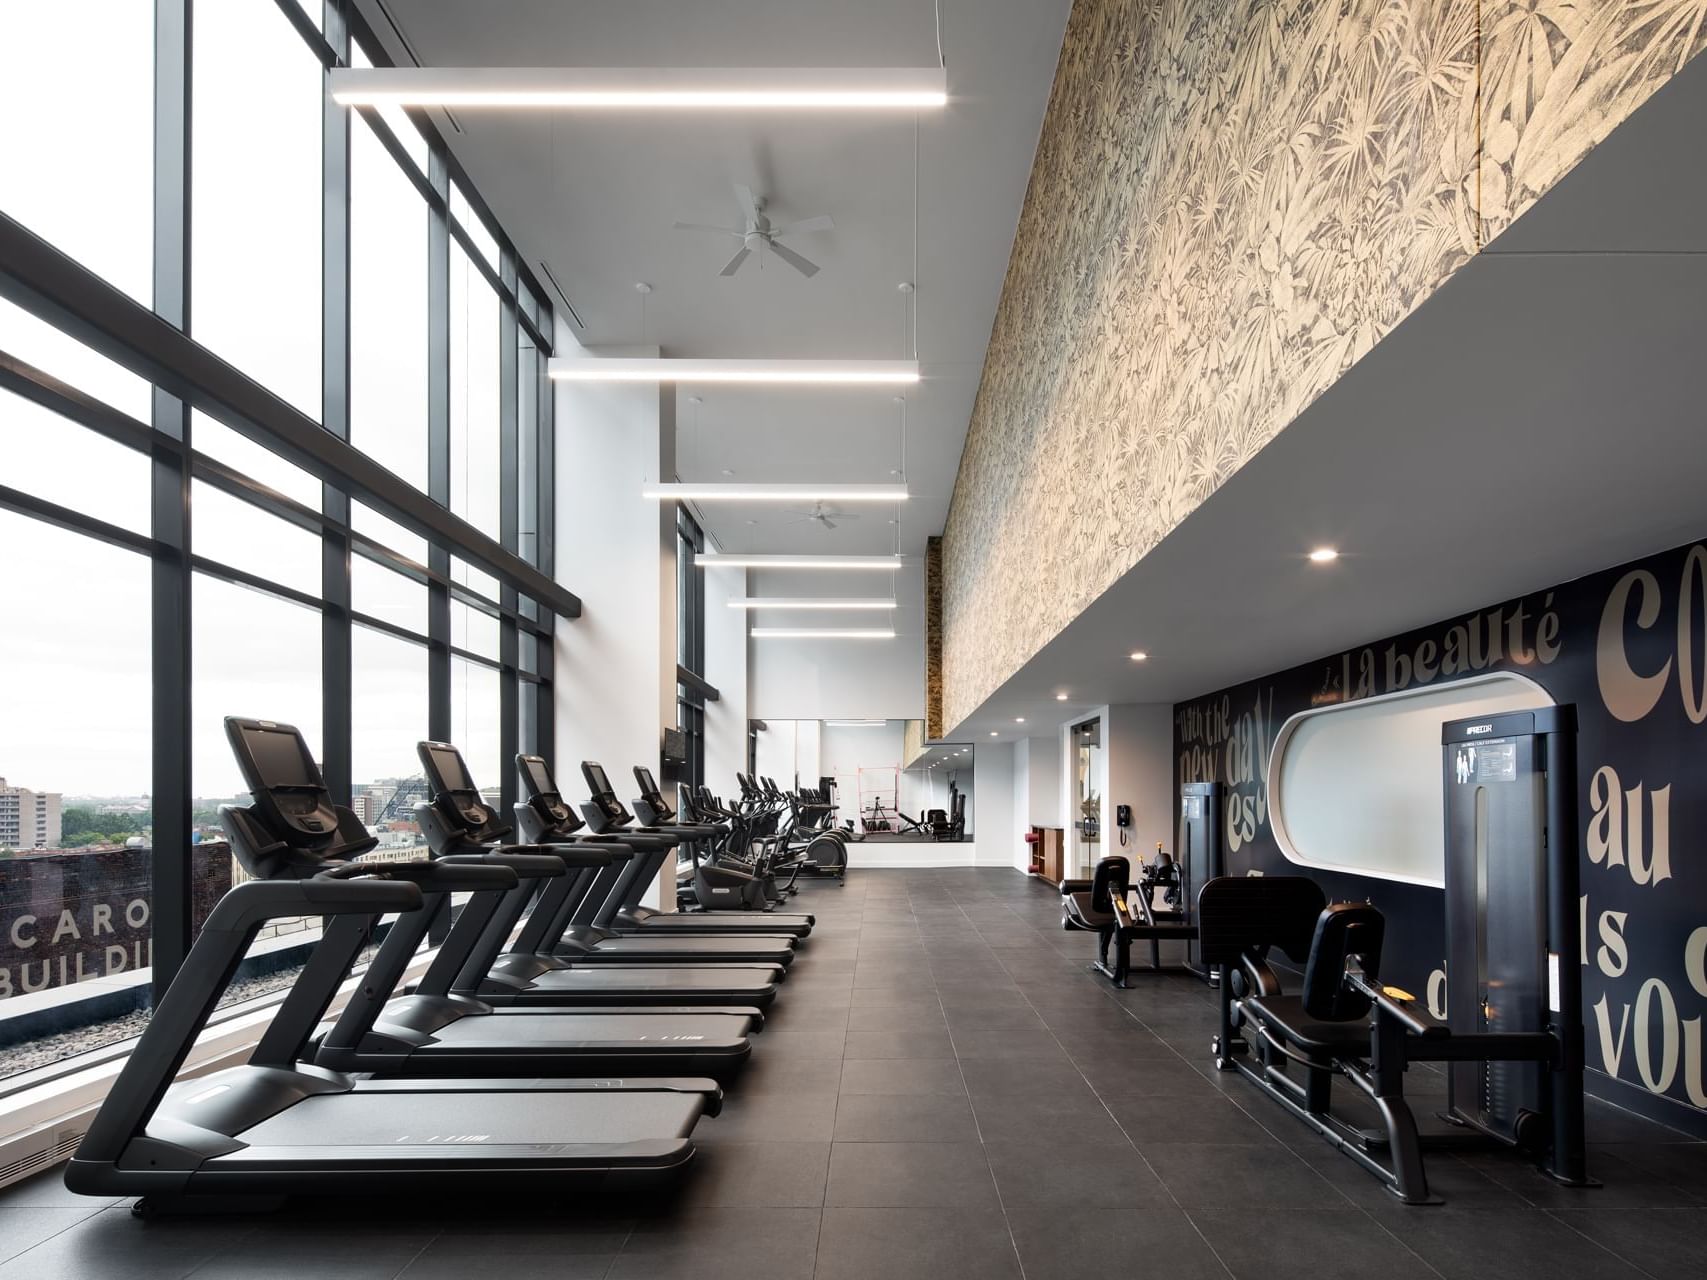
(0, 1, 505, 800)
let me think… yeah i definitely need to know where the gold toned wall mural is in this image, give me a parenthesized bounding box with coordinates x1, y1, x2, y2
(938, 0, 1707, 732)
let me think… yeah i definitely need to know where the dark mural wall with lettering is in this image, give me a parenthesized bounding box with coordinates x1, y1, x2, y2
(1174, 537, 1707, 1134)
(1, 844, 231, 1001)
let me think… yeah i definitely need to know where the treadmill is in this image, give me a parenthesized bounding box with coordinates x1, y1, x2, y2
(423, 747, 796, 971)
(402, 739, 779, 1010)
(508, 757, 809, 935)
(64, 718, 720, 1211)
(217, 727, 764, 1078)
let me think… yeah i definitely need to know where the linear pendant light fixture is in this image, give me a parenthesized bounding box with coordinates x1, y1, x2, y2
(727, 598, 896, 610)
(697, 554, 905, 570)
(549, 358, 919, 384)
(643, 483, 908, 502)
(750, 628, 895, 639)
(329, 67, 948, 110)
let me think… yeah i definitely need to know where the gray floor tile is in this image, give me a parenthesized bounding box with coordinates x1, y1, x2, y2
(1191, 1208, 1437, 1280)
(985, 1139, 1162, 1207)
(1143, 1142, 1351, 1210)
(697, 1092, 839, 1142)
(968, 1093, 1131, 1147)
(846, 1005, 945, 1032)
(815, 1207, 1021, 1280)
(675, 1141, 830, 1207)
(1372, 1206, 1646, 1280)
(838, 1057, 966, 1096)
(1005, 1206, 1229, 1280)
(613, 1207, 820, 1280)
(957, 1055, 1096, 1098)
(755, 1030, 848, 1060)
(826, 1141, 1000, 1208)
(1549, 1207, 1707, 1276)
(0, 1207, 107, 1265)
(841, 1028, 956, 1059)
(833, 1092, 981, 1142)
(1104, 1092, 1286, 1145)
(737, 1053, 845, 1096)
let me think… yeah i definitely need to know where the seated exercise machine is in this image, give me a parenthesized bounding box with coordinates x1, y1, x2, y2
(66, 717, 721, 1211)
(1201, 707, 1590, 1204)
(1061, 852, 1201, 986)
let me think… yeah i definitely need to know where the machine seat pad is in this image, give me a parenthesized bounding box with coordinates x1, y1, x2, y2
(1063, 891, 1113, 930)
(1245, 994, 1372, 1055)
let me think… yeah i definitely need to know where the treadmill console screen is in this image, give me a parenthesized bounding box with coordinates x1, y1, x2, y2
(586, 762, 613, 797)
(520, 756, 555, 796)
(244, 724, 319, 789)
(636, 766, 659, 798)
(425, 744, 476, 794)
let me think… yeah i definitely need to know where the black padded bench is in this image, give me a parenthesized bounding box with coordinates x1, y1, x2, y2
(1061, 855, 1198, 987)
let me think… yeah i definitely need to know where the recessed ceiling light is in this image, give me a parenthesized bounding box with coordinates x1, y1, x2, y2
(989, 731, 998, 737)
(1055, 693, 1068, 702)
(1129, 651, 1149, 662)
(1014, 717, 1025, 723)
(720, 468, 735, 476)
(1309, 546, 1340, 563)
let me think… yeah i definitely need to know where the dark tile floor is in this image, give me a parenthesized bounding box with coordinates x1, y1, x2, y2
(4, 868, 1705, 1279)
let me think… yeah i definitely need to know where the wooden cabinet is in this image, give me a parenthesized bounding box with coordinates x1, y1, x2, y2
(1028, 826, 1066, 885)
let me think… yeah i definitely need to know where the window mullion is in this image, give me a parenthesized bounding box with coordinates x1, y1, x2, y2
(320, 0, 353, 807)
(149, 0, 194, 1001)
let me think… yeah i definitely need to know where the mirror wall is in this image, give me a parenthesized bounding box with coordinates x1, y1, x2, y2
(749, 719, 973, 842)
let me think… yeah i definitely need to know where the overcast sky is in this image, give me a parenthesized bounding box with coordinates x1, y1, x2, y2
(0, 2, 504, 801)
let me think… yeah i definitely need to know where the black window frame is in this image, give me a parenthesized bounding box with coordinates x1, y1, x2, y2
(0, 0, 564, 1065)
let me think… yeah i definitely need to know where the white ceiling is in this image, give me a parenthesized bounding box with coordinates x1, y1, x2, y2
(356, 0, 1073, 555)
(954, 55, 1707, 741)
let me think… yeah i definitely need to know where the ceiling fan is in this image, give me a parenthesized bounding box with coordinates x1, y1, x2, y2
(784, 502, 863, 531)
(674, 182, 835, 278)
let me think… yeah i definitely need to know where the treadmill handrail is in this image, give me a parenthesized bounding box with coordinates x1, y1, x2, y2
(75, 875, 423, 1166)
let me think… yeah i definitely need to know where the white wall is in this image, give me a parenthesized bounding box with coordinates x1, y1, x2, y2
(1010, 735, 1063, 870)
(972, 741, 1013, 865)
(747, 563, 926, 720)
(1104, 702, 1176, 861)
(753, 718, 821, 790)
(552, 337, 674, 906)
(701, 556, 749, 796)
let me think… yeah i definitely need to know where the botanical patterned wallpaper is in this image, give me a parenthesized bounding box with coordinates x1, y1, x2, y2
(938, 0, 1707, 733)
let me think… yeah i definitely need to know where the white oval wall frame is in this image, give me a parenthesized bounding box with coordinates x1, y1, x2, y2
(1264, 672, 1554, 888)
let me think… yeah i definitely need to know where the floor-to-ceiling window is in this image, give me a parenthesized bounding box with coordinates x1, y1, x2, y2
(676, 509, 709, 803)
(0, 0, 563, 1086)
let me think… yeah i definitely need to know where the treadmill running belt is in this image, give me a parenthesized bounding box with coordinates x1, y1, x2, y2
(239, 1090, 703, 1146)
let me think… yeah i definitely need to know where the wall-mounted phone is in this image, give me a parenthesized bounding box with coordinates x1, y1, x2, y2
(1116, 803, 1131, 845)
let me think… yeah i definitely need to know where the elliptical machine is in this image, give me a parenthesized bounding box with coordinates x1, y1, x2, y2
(632, 766, 771, 911)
